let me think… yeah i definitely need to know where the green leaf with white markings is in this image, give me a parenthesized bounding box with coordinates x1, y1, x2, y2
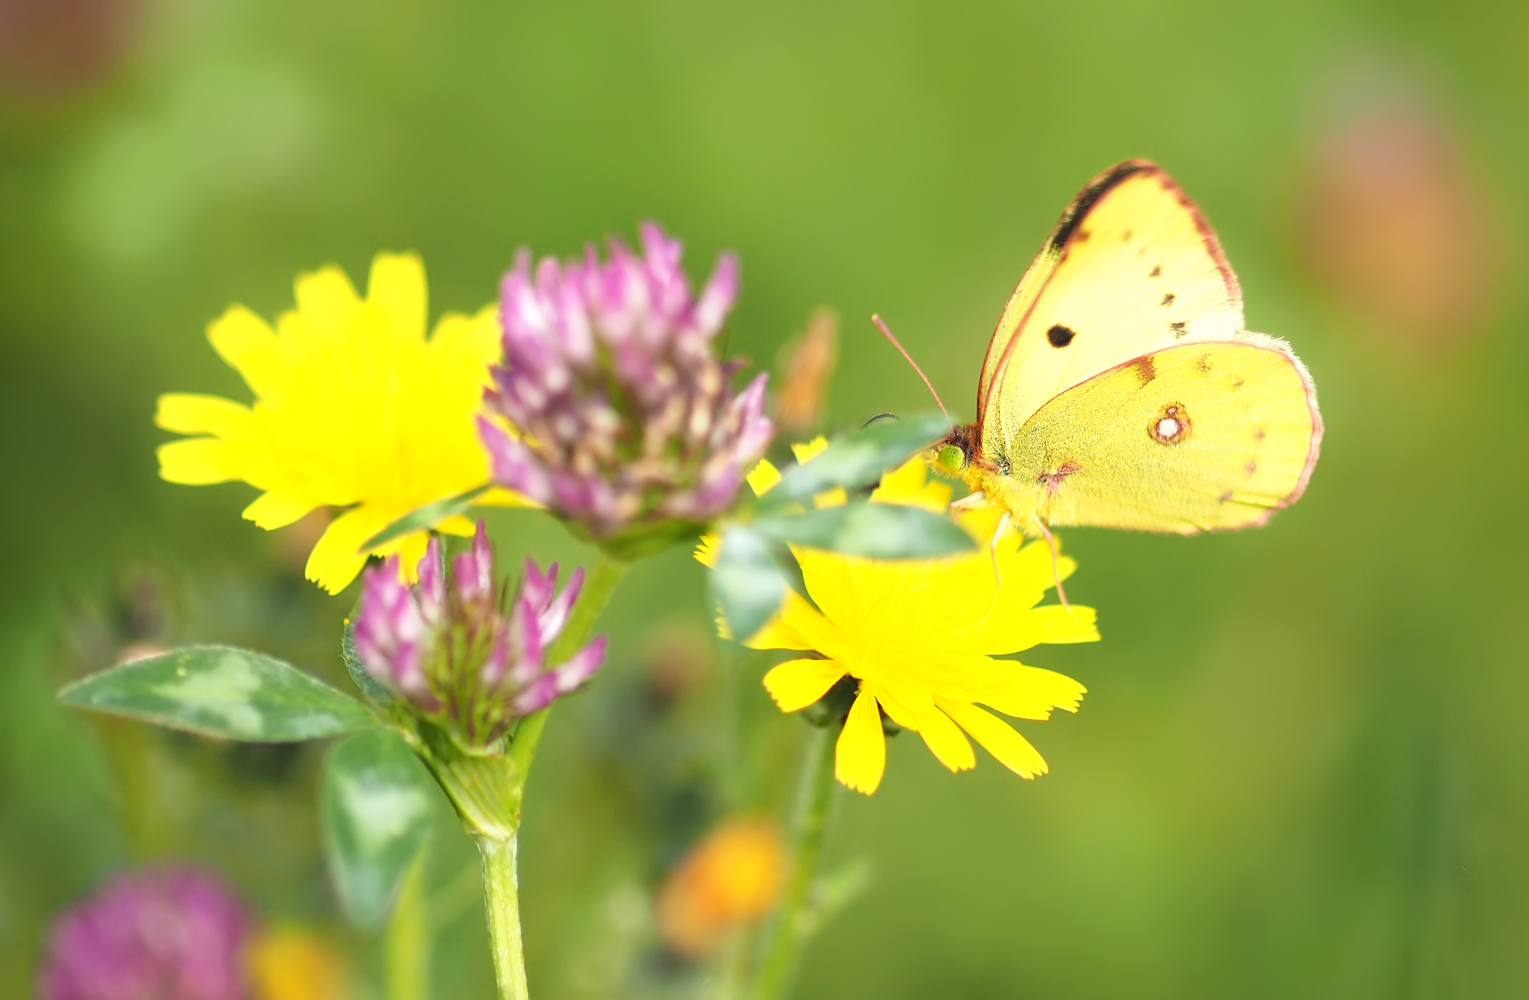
(320, 728, 438, 929)
(710, 527, 793, 642)
(57, 646, 378, 742)
(762, 414, 950, 508)
(361, 483, 490, 551)
(752, 503, 974, 559)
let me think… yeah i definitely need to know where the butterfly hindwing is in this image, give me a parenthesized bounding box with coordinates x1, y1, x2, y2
(985, 340, 1320, 533)
(979, 162, 1247, 457)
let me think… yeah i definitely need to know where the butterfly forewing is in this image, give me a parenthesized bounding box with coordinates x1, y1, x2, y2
(995, 341, 1320, 533)
(979, 162, 1246, 455)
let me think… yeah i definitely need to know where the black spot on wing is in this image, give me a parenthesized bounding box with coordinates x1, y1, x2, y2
(1131, 356, 1156, 386)
(1160, 293, 1175, 307)
(1170, 321, 1187, 338)
(1047, 324, 1076, 347)
(1049, 162, 1153, 251)
(1149, 265, 1162, 278)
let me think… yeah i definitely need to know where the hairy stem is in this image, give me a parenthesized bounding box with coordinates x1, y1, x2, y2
(748, 724, 839, 1000)
(477, 835, 528, 1000)
(474, 554, 628, 1000)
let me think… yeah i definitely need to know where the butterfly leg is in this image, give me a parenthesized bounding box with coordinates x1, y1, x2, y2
(1028, 514, 1076, 618)
(989, 510, 1012, 586)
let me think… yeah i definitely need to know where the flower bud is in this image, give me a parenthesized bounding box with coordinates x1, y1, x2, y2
(353, 521, 606, 747)
(479, 223, 774, 559)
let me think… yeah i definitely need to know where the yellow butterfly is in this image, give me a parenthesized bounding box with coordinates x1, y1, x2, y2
(932, 160, 1322, 535)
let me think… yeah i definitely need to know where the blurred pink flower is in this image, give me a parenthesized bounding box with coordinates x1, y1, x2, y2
(38, 866, 251, 1000)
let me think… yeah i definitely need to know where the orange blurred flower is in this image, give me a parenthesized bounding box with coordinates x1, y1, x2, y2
(771, 308, 838, 436)
(245, 925, 349, 1000)
(1301, 92, 1506, 353)
(656, 817, 785, 958)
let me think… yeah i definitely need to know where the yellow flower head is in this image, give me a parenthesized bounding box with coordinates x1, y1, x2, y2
(710, 443, 1099, 794)
(155, 253, 531, 594)
(244, 924, 348, 1000)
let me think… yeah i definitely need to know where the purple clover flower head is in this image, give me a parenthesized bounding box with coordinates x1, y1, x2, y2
(38, 866, 252, 1000)
(354, 521, 607, 746)
(479, 222, 774, 559)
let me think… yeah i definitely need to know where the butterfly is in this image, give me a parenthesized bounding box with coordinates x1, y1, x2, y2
(931, 160, 1322, 536)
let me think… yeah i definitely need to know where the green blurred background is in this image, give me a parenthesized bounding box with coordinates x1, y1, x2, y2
(4, 0, 1528, 997)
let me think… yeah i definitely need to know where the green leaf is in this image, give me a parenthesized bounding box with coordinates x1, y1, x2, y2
(753, 503, 975, 559)
(342, 621, 392, 706)
(57, 646, 378, 742)
(321, 728, 438, 929)
(360, 483, 491, 551)
(710, 527, 791, 642)
(763, 414, 950, 507)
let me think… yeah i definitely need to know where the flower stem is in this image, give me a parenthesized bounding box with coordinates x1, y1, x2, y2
(748, 723, 840, 1000)
(508, 555, 629, 779)
(477, 834, 528, 1000)
(472, 553, 627, 1000)
(384, 847, 430, 1000)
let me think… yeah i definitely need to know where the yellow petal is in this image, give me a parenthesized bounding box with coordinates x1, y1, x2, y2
(434, 514, 477, 537)
(428, 305, 500, 361)
(389, 529, 432, 583)
(937, 698, 1048, 778)
(835, 688, 886, 794)
(157, 438, 240, 485)
(155, 393, 254, 437)
(915, 701, 975, 772)
(745, 590, 839, 653)
(304, 506, 389, 595)
(812, 486, 847, 509)
(206, 306, 283, 400)
(293, 265, 361, 331)
(791, 437, 829, 464)
(242, 492, 315, 530)
(367, 253, 427, 341)
(746, 459, 782, 497)
(476, 486, 541, 510)
(871, 681, 925, 732)
(694, 533, 721, 568)
(1029, 604, 1100, 644)
(870, 457, 951, 513)
(971, 663, 1087, 721)
(763, 659, 846, 712)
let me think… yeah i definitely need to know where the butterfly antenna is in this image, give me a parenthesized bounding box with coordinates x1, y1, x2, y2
(1029, 514, 1079, 622)
(872, 314, 950, 424)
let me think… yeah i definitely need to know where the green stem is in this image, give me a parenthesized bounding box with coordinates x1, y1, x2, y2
(508, 556, 629, 779)
(473, 554, 628, 1000)
(477, 835, 528, 1000)
(748, 724, 840, 1000)
(385, 848, 430, 1000)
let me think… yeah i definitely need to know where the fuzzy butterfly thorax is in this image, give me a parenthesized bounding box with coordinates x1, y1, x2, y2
(932, 160, 1322, 536)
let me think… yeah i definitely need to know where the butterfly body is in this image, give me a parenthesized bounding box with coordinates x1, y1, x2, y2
(937, 161, 1322, 534)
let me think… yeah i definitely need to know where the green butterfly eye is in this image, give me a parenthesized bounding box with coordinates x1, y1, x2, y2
(936, 445, 965, 473)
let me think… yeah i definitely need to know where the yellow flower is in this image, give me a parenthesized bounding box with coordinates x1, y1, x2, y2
(244, 925, 348, 1000)
(656, 816, 785, 958)
(155, 253, 532, 594)
(705, 443, 1099, 794)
